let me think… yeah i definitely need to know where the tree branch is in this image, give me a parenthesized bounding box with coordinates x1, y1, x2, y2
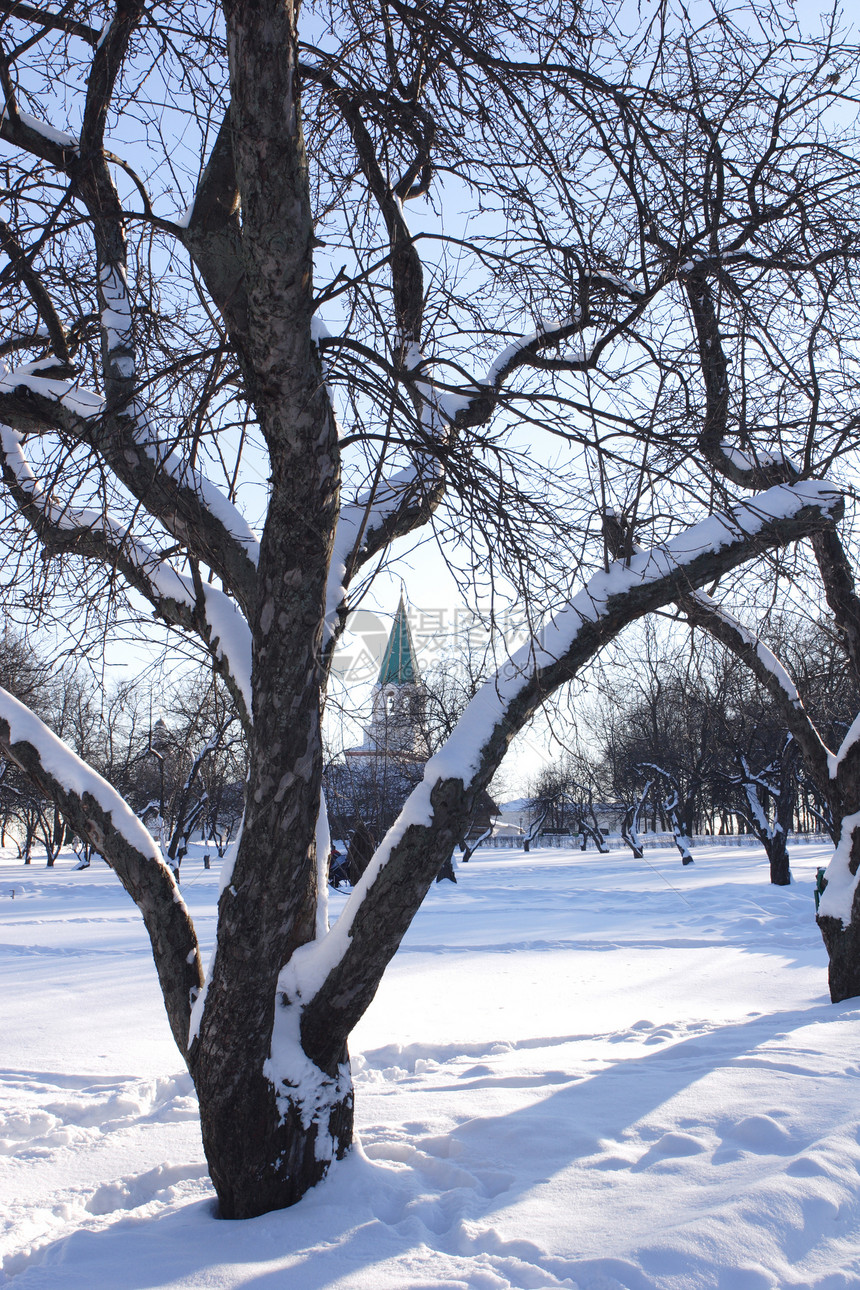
(685, 270, 796, 489)
(0, 686, 203, 1060)
(0, 373, 259, 617)
(0, 424, 253, 732)
(0, 2, 100, 44)
(180, 106, 252, 384)
(303, 62, 425, 349)
(809, 525, 860, 679)
(0, 41, 77, 166)
(678, 586, 832, 796)
(301, 480, 843, 1068)
(0, 217, 72, 365)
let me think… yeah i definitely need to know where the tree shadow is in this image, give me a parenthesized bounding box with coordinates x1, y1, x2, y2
(437, 998, 858, 1188)
(10, 998, 859, 1289)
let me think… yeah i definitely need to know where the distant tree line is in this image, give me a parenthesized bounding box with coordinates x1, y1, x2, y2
(525, 619, 856, 885)
(5, 608, 855, 895)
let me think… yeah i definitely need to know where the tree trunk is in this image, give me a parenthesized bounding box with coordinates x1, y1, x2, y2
(346, 819, 375, 885)
(621, 813, 644, 857)
(460, 821, 493, 862)
(195, 1030, 354, 1219)
(666, 806, 694, 864)
(766, 829, 790, 886)
(436, 854, 457, 882)
(819, 905, 860, 1003)
(818, 819, 860, 1002)
(769, 749, 797, 886)
(819, 916, 860, 1003)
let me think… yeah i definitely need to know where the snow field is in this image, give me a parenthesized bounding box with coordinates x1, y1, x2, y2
(2, 840, 860, 1289)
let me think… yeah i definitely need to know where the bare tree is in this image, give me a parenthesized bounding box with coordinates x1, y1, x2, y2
(559, 0, 860, 991)
(527, 756, 612, 851)
(620, 781, 651, 860)
(521, 802, 551, 855)
(0, 629, 61, 859)
(0, 0, 854, 1218)
(639, 763, 697, 865)
(596, 656, 724, 848)
(726, 741, 798, 886)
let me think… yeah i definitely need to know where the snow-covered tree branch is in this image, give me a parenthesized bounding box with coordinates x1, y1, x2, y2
(300, 480, 842, 1067)
(0, 687, 203, 1056)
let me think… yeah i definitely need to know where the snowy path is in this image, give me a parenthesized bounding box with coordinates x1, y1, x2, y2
(3, 842, 860, 1289)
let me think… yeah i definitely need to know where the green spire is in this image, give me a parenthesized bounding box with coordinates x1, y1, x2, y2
(377, 594, 420, 685)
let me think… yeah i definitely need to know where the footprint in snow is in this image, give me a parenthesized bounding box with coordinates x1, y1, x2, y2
(363, 1140, 479, 1190)
(85, 1162, 210, 1214)
(723, 1113, 797, 1154)
(785, 1154, 832, 1178)
(418, 1133, 464, 1159)
(632, 1130, 708, 1170)
(642, 1028, 675, 1045)
(473, 1169, 515, 1198)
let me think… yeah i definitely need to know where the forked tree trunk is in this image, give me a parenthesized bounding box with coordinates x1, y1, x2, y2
(190, 807, 353, 1219)
(768, 750, 797, 886)
(741, 803, 791, 886)
(459, 820, 493, 862)
(192, 781, 467, 1217)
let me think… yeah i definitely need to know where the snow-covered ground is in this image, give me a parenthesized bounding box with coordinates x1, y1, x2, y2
(3, 838, 859, 1290)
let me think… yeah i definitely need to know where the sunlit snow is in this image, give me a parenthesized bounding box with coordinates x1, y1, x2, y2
(3, 837, 859, 1289)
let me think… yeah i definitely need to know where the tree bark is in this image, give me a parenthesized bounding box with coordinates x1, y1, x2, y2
(180, 0, 345, 1219)
(766, 830, 790, 886)
(818, 822, 860, 1002)
(195, 1033, 354, 1220)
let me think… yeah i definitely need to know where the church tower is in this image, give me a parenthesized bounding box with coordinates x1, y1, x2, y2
(346, 593, 430, 763)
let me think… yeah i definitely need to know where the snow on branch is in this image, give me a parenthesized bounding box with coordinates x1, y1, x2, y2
(129, 396, 260, 567)
(0, 686, 163, 863)
(686, 587, 805, 708)
(0, 361, 104, 418)
(296, 479, 843, 1067)
(0, 363, 259, 567)
(828, 713, 860, 781)
(719, 440, 799, 480)
(0, 363, 260, 607)
(441, 276, 654, 430)
(0, 96, 78, 168)
(0, 684, 204, 1057)
(0, 425, 252, 726)
(437, 318, 593, 427)
(687, 273, 797, 492)
(324, 463, 441, 642)
(16, 111, 78, 151)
